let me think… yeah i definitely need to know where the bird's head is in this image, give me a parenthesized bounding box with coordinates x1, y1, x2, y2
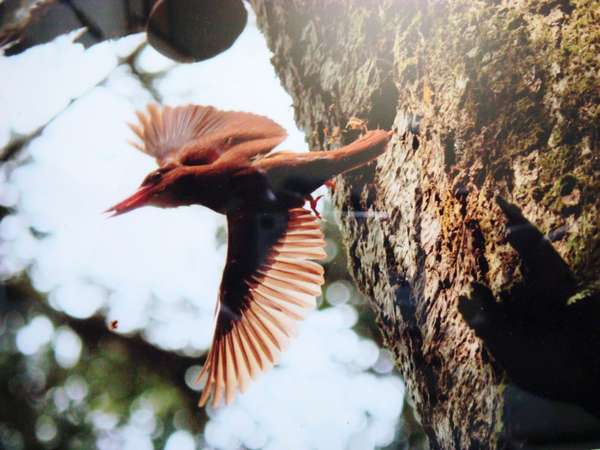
(105, 165, 193, 217)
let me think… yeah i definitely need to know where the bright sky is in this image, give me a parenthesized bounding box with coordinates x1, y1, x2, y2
(0, 10, 404, 450)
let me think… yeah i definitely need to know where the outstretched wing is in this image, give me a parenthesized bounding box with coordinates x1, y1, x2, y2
(128, 104, 287, 166)
(197, 208, 326, 407)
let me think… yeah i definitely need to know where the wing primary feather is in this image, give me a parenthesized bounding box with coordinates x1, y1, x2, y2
(224, 335, 237, 405)
(278, 250, 327, 260)
(272, 243, 327, 258)
(267, 263, 324, 284)
(212, 341, 224, 408)
(264, 274, 321, 297)
(127, 123, 144, 140)
(280, 234, 324, 243)
(260, 275, 322, 297)
(238, 319, 269, 371)
(230, 327, 250, 392)
(257, 269, 322, 295)
(198, 380, 212, 407)
(253, 281, 316, 309)
(268, 256, 324, 275)
(248, 304, 288, 348)
(241, 313, 275, 366)
(198, 346, 217, 406)
(254, 291, 306, 321)
(236, 320, 261, 378)
(252, 298, 297, 339)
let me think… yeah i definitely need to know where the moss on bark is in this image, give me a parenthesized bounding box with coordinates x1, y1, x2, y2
(253, 1, 599, 448)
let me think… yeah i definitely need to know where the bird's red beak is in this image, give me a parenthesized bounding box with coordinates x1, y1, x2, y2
(105, 184, 155, 217)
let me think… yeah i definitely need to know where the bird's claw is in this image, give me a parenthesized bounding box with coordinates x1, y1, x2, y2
(324, 179, 336, 193)
(306, 194, 324, 219)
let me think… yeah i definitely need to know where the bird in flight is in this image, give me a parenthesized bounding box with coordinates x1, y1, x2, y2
(106, 104, 392, 407)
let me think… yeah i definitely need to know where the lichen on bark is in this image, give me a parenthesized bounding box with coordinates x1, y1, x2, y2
(253, 1, 600, 448)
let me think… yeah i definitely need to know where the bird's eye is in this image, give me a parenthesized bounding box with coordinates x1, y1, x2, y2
(142, 170, 164, 186)
(141, 164, 176, 186)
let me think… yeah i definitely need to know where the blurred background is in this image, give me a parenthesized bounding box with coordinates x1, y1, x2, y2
(0, 9, 423, 450)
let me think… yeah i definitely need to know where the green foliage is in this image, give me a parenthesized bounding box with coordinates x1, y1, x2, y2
(0, 304, 193, 450)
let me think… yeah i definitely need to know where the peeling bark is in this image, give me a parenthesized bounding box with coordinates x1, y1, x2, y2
(252, 1, 600, 448)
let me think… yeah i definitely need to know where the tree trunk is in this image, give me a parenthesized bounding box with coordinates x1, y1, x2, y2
(252, 1, 600, 448)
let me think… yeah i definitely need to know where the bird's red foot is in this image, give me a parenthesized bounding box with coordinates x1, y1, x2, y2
(324, 179, 336, 193)
(306, 194, 324, 219)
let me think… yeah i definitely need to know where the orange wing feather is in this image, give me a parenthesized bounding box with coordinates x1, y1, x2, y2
(197, 208, 326, 407)
(128, 104, 287, 166)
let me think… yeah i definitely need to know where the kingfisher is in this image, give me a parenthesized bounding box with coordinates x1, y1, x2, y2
(106, 104, 392, 407)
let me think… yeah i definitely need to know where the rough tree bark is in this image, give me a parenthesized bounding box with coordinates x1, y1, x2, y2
(252, 1, 600, 448)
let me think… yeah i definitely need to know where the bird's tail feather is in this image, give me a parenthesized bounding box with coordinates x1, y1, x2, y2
(257, 129, 392, 197)
(323, 129, 392, 175)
